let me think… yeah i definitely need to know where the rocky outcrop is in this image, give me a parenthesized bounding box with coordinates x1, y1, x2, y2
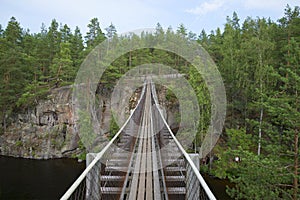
(0, 86, 88, 159)
(0, 85, 179, 159)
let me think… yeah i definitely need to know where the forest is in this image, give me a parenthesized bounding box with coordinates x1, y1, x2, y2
(0, 4, 299, 200)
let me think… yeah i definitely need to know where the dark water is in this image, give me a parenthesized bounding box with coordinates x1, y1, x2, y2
(0, 155, 232, 200)
(0, 156, 85, 200)
(203, 174, 233, 200)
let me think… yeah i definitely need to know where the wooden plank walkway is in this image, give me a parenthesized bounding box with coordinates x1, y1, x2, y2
(100, 83, 186, 200)
(127, 84, 160, 200)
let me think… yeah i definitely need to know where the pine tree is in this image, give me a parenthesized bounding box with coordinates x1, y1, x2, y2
(60, 24, 71, 43)
(219, 13, 242, 127)
(34, 23, 51, 77)
(47, 19, 61, 63)
(16, 23, 50, 109)
(70, 26, 84, 69)
(276, 8, 300, 198)
(240, 17, 276, 155)
(155, 23, 164, 36)
(0, 17, 26, 131)
(0, 24, 3, 37)
(105, 23, 117, 39)
(176, 23, 187, 38)
(276, 36, 300, 200)
(50, 42, 74, 86)
(85, 18, 106, 50)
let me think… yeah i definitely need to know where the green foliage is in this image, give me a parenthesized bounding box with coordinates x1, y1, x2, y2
(165, 88, 175, 102)
(226, 128, 253, 151)
(226, 150, 289, 200)
(85, 18, 106, 50)
(109, 116, 119, 140)
(213, 128, 253, 179)
(16, 80, 49, 108)
(76, 140, 87, 160)
(105, 23, 117, 39)
(50, 42, 75, 86)
(77, 152, 86, 161)
(15, 140, 22, 147)
(78, 110, 97, 151)
(205, 6, 300, 199)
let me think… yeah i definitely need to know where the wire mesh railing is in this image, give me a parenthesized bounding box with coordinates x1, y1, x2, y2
(150, 81, 216, 200)
(61, 83, 147, 200)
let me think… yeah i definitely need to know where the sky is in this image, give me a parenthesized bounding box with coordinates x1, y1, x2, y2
(0, 0, 299, 36)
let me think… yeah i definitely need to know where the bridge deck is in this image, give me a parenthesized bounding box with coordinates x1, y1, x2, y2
(61, 81, 216, 200)
(126, 84, 162, 200)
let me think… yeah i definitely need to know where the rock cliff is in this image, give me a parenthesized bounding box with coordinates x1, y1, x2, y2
(0, 86, 94, 159)
(0, 85, 179, 159)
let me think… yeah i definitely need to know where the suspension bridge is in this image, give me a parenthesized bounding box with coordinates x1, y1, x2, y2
(61, 80, 216, 200)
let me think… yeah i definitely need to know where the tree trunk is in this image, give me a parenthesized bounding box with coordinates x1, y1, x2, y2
(257, 107, 263, 156)
(258, 75, 263, 156)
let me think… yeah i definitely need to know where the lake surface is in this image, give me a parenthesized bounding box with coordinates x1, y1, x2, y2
(0, 156, 85, 199)
(0, 155, 232, 199)
(203, 174, 234, 200)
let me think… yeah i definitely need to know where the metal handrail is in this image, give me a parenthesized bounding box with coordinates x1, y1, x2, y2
(60, 83, 147, 200)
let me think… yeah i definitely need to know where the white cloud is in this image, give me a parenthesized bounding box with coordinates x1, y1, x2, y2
(185, 0, 225, 16)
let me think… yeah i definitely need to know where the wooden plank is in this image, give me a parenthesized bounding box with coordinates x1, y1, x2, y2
(165, 176, 185, 181)
(167, 187, 186, 194)
(152, 139, 162, 200)
(100, 187, 122, 194)
(119, 120, 141, 199)
(100, 175, 124, 181)
(146, 109, 153, 200)
(128, 121, 144, 200)
(137, 137, 146, 199)
(137, 85, 151, 200)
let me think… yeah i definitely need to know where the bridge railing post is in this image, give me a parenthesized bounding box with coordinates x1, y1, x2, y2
(186, 154, 200, 200)
(86, 153, 101, 199)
